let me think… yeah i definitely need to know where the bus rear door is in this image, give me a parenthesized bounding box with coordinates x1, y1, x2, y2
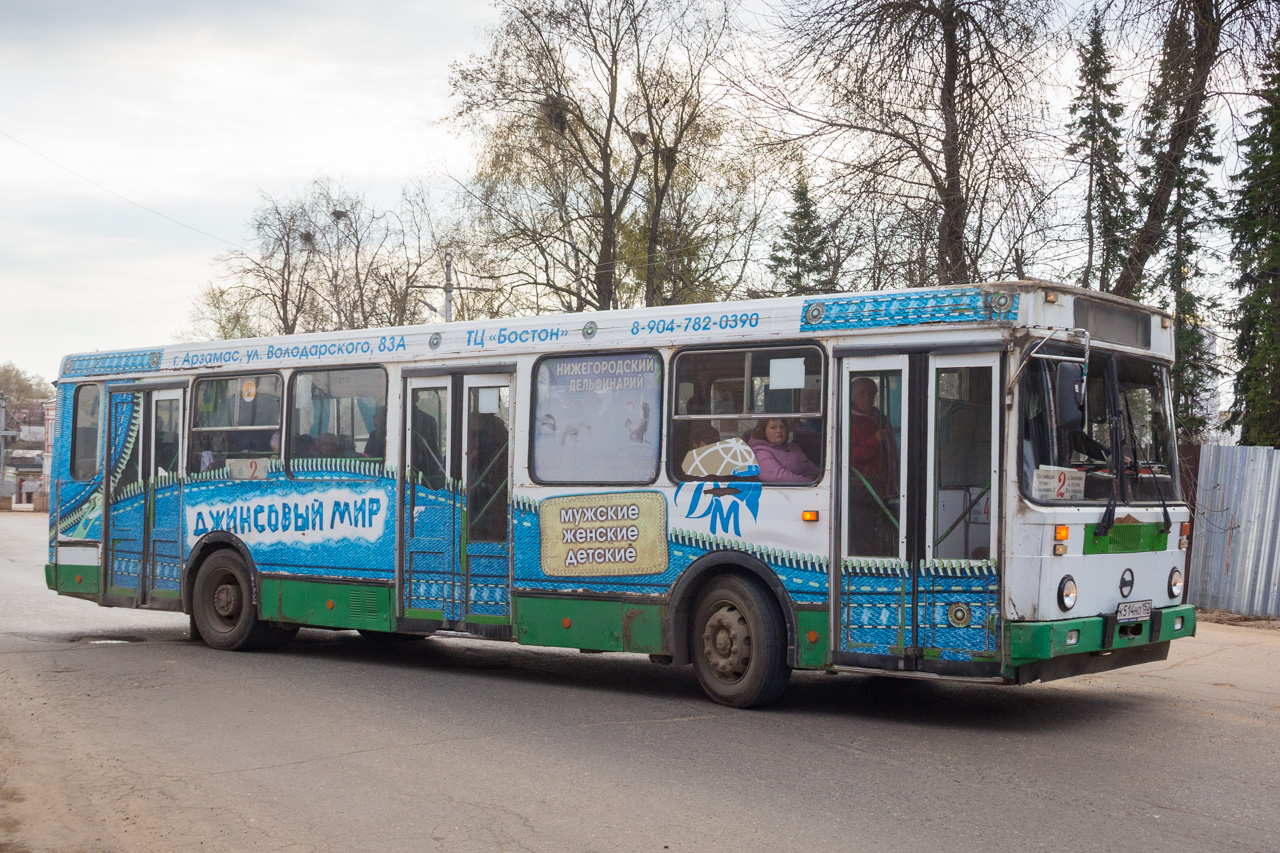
(103, 385, 186, 608)
(401, 372, 512, 628)
(147, 389, 185, 606)
(104, 388, 144, 604)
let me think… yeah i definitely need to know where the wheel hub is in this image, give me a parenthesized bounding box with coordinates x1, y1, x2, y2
(702, 604, 751, 682)
(212, 582, 242, 619)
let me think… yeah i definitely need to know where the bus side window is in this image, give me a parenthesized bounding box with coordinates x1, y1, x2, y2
(670, 346, 825, 484)
(529, 352, 662, 484)
(70, 384, 102, 481)
(287, 367, 387, 469)
(189, 374, 283, 476)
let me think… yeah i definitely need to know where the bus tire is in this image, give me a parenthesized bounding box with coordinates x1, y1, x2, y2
(192, 551, 276, 651)
(690, 575, 791, 708)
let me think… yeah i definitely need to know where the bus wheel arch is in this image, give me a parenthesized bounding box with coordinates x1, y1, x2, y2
(182, 533, 258, 616)
(667, 551, 798, 669)
(189, 545, 294, 651)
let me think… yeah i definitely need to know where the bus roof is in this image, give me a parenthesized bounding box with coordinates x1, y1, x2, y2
(58, 280, 1173, 381)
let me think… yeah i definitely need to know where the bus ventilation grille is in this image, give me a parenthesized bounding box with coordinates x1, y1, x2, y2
(350, 589, 381, 621)
(1108, 525, 1143, 552)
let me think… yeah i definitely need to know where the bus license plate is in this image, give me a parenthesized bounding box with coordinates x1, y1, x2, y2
(1117, 600, 1152, 623)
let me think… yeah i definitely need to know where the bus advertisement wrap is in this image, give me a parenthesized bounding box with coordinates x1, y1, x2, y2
(539, 492, 668, 577)
(533, 353, 661, 483)
(185, 485, 388, 547)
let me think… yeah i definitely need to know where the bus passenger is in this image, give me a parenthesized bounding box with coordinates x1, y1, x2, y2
(690, 422, 719, 450)
(294, 433, 316, 458)
(316, 432, 339, 458)
(748, 418, 819, 483)
(849, 377, 898, 556)
(680, 423, 721, 476)
(364, 409, 387, 458)
(849, 377, 892, 488)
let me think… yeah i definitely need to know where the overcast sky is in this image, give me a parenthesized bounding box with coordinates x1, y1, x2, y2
(0, 0, 496, 384)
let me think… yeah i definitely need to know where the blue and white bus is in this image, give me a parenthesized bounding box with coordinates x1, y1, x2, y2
(46, 281, 1195, 706)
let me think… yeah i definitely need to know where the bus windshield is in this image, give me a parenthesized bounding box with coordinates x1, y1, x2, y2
(1019, 350, 1179, 505)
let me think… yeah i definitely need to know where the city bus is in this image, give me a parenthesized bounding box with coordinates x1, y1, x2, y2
(45, 281, 1195, 707)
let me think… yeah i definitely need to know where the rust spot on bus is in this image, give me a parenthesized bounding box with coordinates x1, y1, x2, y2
(621, 607, 642, 648)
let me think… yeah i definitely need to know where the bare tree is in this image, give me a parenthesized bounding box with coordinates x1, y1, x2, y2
(1111, 0, 1278, 298)
(305, 181, 393, 331)
(208, 182, 479, 336)
(452, 0, 657, 312)
(184, 282, 260, 341)
(451, 0, 755, 311)
(630, 0, 733, 305)
(768, 0, 1058, 287)
(217, 195, 320, 335)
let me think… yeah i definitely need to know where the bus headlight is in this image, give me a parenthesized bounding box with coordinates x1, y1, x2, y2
(1168, 567, 1184, 599)
(1058, 576, 1078, 612)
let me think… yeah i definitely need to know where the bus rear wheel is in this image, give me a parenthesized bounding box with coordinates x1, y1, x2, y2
(690, 575, 791, 708)
(192, 551, 289, 651)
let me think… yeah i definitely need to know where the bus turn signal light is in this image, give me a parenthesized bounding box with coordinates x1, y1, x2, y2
(1181, 522, 1191, 536)
(1055, 525, 1069, 541)
(802, 511, 820, 522)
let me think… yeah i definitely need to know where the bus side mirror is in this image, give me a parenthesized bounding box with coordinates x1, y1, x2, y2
(1056, 362, 1085, 431)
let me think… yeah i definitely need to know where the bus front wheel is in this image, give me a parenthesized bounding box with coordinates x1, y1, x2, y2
(690, 575, 791, 708)
(192, 551, 290, 651)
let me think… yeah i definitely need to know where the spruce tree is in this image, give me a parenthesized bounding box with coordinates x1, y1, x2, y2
(1066, 8, 1130, 292)
(768, 177, 831, 295)
(1135, 12, 1224, 441)
(1228, 39, 1280, 448)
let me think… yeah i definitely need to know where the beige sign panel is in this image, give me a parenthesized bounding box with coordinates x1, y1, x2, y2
(540, 491, 669, 577)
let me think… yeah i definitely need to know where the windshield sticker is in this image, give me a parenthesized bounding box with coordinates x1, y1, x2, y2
(1033, 466, 1086, 502)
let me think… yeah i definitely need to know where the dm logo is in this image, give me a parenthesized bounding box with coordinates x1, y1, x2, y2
(673, 480, 762, 537)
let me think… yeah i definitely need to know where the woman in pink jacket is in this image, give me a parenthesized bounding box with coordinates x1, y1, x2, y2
(748, 418, 820, 483)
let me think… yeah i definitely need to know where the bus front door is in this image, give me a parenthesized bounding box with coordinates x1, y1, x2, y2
(836, 353, 1002, 676)
(919, 353, 1001, 676)
(402, 374, 512, 627)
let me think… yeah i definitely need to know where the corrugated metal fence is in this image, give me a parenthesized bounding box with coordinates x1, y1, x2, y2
(1189, 445, 1280, 617)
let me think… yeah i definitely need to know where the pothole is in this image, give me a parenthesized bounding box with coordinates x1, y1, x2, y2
(68, 635, 149, 644)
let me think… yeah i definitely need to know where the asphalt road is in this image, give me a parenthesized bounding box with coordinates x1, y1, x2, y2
(2, 511, 1278, 852)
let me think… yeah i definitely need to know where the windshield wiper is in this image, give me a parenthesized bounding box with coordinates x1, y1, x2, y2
(1096, 365, 1124, 538)
(1121, 390, 1172, 534)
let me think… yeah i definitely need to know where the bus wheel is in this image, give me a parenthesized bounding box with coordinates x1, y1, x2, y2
(691, 575, 791, 708)
(192, 551, 276, 651)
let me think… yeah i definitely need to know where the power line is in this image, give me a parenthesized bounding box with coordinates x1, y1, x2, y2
(0, 127, 243, 250)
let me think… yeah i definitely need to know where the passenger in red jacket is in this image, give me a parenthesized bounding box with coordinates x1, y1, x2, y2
(748, 418, 820, 483)
(848, 376, 899, 556)
(849, 377, 890, 492)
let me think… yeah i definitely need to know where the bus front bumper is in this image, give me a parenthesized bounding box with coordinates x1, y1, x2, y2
(1007, 604, 1196, 684)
